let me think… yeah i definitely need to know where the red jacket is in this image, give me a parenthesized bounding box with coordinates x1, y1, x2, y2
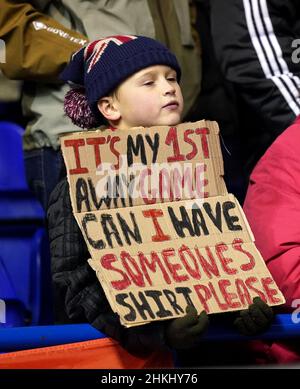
(244, 116, 300, 363)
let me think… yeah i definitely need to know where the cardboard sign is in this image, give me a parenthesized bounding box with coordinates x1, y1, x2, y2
(61, 121, 285, 327)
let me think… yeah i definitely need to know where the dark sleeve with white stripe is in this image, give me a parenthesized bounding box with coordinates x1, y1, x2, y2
(210, 0, 300, 135)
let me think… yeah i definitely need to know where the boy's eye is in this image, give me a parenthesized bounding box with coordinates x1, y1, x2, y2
(143, 80, 154, 86)
(167, 76, 177, 82)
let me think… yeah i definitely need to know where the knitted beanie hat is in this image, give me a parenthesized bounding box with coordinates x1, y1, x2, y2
(60, 35, 181, 129)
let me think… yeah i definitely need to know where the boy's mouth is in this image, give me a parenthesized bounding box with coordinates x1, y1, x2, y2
(162, 101, 179, 110)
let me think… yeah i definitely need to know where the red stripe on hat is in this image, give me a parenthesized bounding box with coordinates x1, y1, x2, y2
(84, 40, 101, 60)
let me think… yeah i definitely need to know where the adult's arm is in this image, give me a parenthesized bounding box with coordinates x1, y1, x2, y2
(0, 0, 87, 81)
(210, 0, 300, 134)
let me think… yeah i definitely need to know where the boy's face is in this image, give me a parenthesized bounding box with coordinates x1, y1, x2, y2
(107, 65, 184, 129)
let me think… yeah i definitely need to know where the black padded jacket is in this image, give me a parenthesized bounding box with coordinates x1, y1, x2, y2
(47, 177, 168, 356)
(210, 0, 300, 169)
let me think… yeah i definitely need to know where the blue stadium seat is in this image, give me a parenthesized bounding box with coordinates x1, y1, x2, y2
(0, 121, 27, 191)
(0, 121, 53, 327)
(0, 255, 26, 327)
(0, 121, 44, 220)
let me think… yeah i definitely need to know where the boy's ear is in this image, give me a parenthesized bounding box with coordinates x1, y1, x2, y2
(97, 96, 121, 122)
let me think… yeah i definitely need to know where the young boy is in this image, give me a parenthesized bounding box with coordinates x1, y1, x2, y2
(48, 35, 273, 365)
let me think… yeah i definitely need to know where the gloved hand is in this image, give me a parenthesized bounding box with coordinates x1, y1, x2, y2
(234, 297, 274, 336)
(165, 306, 209, 350)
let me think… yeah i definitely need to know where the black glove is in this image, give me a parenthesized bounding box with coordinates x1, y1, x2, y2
(234, 297, 274, 336)
(165, 306, 209, 350)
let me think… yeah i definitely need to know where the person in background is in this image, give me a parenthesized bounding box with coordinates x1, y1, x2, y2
(210, 0, 300, 176)
(0, 71, 24, 126)
(244, 115, 300, 364)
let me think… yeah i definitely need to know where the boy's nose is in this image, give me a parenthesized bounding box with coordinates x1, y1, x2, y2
(163, 82, 176, 96)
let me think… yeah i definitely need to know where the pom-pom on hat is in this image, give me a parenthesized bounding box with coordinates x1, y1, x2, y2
(61, 35, 181, 129)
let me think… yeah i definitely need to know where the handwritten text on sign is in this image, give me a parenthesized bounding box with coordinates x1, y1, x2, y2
(61, 121, 226, 211)
(83, 195, 285, 326)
